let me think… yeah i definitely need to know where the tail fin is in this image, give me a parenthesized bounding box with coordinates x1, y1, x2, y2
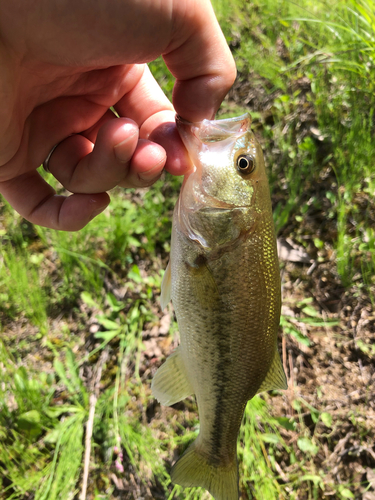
(170, 440, 239, 500)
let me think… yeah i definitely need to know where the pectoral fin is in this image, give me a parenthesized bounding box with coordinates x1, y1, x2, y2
(160, 261, 172, 310)
(186, 255, 220, 307)
(151, 346, 194, 406)
(257, 349, 288, 394)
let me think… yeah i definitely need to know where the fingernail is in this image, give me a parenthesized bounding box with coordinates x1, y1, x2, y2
(138, 161, 165, 183)
(114, 131, 138, 163)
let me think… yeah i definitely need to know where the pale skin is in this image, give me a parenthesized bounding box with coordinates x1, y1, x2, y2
(0, 0, 236, 231)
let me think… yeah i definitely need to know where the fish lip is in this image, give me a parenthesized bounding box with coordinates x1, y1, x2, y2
(176, 113, 251, 129)
(199, 206, 250, 213)
(176, 113, 252, 144)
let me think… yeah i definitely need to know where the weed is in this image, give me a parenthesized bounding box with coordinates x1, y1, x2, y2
(0, 245, 48, 334)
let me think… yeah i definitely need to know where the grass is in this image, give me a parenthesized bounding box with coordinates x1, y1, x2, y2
(1, 0, 375, 498)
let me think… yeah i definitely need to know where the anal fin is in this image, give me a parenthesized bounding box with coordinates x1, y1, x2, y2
(151, 346, 194, 406)
(257, 348, 288, 394)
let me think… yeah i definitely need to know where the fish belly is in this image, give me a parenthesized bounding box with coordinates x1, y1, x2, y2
(167, 210, 281, 499)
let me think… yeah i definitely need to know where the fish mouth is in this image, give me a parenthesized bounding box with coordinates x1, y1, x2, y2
(199, 206, 250, 215)
(176, 113, 251, 146)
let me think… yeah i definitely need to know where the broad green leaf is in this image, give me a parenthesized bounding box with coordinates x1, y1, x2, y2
(80, 291, 100, 309)
(281, 317, 311, 346)
(17, 410, 41, 429)
(297, 297, 314, 306)
(339, 486, 354, 498)
(321, 412, 333, 428)
(94, 330, 120, 341)
(106, 292, 123, 312)
(17, 410, 43, 439)
(65, 349, 85, 396)
(275, 417, 296, 431)
(43, 428, 61, 444)
(53, 358, 76, 396)
(299, 474, 323, 485)
(128, 236, 141, 247)
(298, 318, 339, 327)
(96, 316, 120, 330)
(45, 406, 83, 418)
(301, 306, 320, 317)
(297, 437, 319, 455)
(261, 433, 280, 444)
(128, 264, 143, 283)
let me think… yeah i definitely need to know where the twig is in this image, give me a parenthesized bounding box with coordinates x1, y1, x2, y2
(326, 431, 353, 466)
(282, 335, 287, 381)
(340, 445, 375, 462)
(288, 351, 295, 415)
(80, 393, 97, 500)
(274, 460, 289, 483)
(259, 438, 272, 470)
(307, 261, 318, 275)
(80, 349, 109, 500)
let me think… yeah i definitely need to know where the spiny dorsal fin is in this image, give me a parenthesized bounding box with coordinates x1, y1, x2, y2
(151, 346, 194, 406)
(160, 260, 171, 310)
(257, 348, 288, 394)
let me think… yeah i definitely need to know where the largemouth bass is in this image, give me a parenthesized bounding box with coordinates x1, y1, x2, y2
(152, 113, 287, 500)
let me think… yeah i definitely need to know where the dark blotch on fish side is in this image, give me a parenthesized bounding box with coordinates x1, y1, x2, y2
(209, 319, 233, 461)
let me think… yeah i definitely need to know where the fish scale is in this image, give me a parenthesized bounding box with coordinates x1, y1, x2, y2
(152, 113, 287, 500)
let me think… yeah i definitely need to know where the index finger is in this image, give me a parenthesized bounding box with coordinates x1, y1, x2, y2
(114, 65, 193, 177)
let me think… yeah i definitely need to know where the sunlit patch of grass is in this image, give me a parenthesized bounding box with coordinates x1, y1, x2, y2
(281, 0, 375, 290)
(288, 0, 375, 88)
(315, 83, 375, 287)
(0, 245, 48, 334)
(0, 345, 89, 500)
(0, 341, 57, 498)
(239, 395, 293, 500)
(36, 412, 85, 500)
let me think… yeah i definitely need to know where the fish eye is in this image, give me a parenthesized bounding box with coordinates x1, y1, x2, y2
(236, 154, 255, 175)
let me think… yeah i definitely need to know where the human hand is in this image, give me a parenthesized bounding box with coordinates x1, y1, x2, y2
(0, 0, 236, 230)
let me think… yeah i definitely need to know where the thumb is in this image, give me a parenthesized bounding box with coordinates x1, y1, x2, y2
(164, 0, 236, 122)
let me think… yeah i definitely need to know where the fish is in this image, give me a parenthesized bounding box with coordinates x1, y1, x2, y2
(151, 113, 287, 500)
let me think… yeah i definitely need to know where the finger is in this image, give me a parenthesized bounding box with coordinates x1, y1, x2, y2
(48, 118, 139, 193)
(115, 66, 174, 126)
(80, 108, 118, 143)
(164, 0, 237, 122)
(119, 138, 166, 188)
(140, 110, 193, 177)
(0, 170, 109, 230)
(115, 66, 192, 176)
(0, 65, 143, 184)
